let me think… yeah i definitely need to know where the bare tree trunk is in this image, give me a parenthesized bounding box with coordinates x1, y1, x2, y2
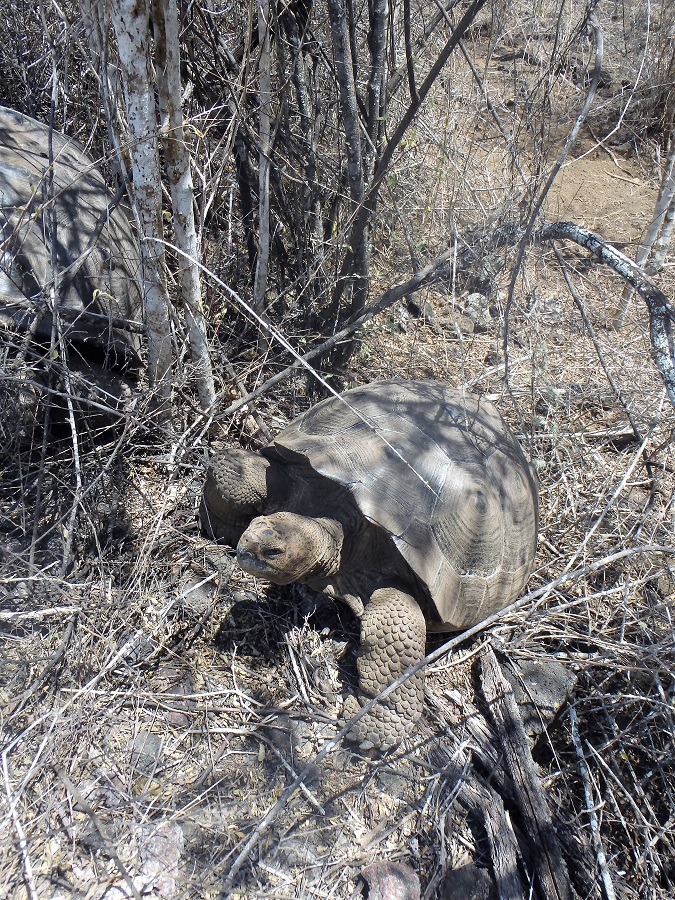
(365, 0, 388, 169)
(253, 0, 272, 316)
(327, 0, 367, 319)
(340, 0, 388, 325)
(110, 0, 173, 421)
(402, 0, 418, 104)
(152, 0, 216, 412)
(281, 2, 322, 253)
(326, 0, 487, 350)
(80, 2, 122, 186)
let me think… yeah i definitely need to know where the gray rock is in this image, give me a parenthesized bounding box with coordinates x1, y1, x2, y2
(361, 861, 420, 900)
(439, 864, 496, 900)
(129, 730, 163, 775)
(503, 656, 576, 738)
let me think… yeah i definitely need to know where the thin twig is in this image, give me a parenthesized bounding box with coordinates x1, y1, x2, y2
(570, 707, 617, 900)
(541, 221, 675, 407)
(162, 237, 453, 429)
(332, 0, 488, 313)
(2, 755, 38, 900)
(430, 0, 526, 188)
(0, 606, 81, 621)
(8, 614, 78, 719)
(550, 239, 659, 538)
(550, 242, 645, 443)
(259, 735, 326, 815)
(55, 767, 144, 900)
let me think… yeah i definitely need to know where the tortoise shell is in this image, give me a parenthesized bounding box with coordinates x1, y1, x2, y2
(0, 105, 142, 367)
(264, 379, 538, 630)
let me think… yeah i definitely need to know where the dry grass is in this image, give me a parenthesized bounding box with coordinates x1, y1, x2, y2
(2, 241, 674, 898)
(2, 2, 675, 898)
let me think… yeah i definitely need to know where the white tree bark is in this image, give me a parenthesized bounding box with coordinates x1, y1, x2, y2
(110, 0, 173, 421)
(650, 191, 675, 275)
(80, 1, 131, 195)
(152, 0, 216, 412)
(253, 0, 272, 315)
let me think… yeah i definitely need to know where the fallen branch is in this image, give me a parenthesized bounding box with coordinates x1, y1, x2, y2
(541, 220, 675, 408)
(473, 781, 526, 900)
(481, 646, 573, 900)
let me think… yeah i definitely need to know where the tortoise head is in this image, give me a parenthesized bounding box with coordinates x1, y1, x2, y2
(236, 512, 343, 584)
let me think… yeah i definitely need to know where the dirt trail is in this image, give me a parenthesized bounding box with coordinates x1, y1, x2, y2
(545, 141, 657, 245)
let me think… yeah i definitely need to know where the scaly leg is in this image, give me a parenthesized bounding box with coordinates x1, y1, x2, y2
(200, 449, 269, 546)
(343, 588, 427, 751)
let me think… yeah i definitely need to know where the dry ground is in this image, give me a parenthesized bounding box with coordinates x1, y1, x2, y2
(2, 153, 673, 897)
(2, 12, 675, 900)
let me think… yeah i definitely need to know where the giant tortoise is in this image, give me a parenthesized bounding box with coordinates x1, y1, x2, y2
(0, 105, 142, 368)
(201, 379, 539, 749)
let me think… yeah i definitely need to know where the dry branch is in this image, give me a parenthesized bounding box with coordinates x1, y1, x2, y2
(614, 128, 675, 327)
(326, 0, 370, 325)
(473, 782, 525, 900)
(541, 220, 675, 408)
(481, 646, 573, 900)
(550, 242, 644, 445)
(153, 0, 216, 411)
(110, 0, 173, 420)
(504, 9, 603, 374)
(332, 0, 488, 318)
(570, 708, 617, 900)
(167, 241, 454, 423)
(2, 754, 38, 900)
(252, 0, 272, 317)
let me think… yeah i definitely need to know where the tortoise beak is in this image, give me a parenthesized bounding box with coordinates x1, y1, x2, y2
(236, 543, 295, 584)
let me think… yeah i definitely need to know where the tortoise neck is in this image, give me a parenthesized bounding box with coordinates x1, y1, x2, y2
(308, 517, 344, 578)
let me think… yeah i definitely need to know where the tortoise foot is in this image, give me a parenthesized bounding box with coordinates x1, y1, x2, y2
(342, 694, 419, 751)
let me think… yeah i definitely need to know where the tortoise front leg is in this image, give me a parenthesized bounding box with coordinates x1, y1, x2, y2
(200, 449, 270, 546)
(343, 588, 427, 750)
